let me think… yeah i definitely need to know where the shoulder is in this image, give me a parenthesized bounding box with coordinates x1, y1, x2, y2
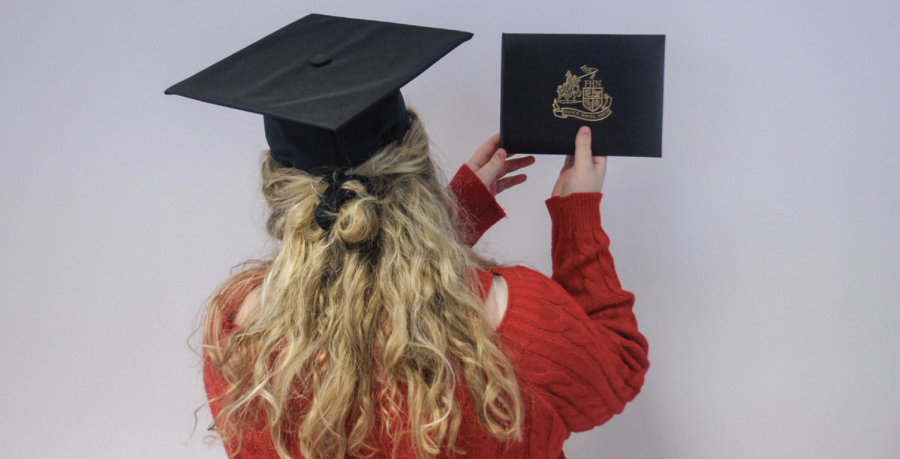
(233, 286, 261, 326)
(492, 265, 546, 282)
(492, 265, 597, 350)
(483, 273, 508, 331)
(491, 265, 578, 337)
(208, 261, 268, 327)
(493, 265, 569, 302)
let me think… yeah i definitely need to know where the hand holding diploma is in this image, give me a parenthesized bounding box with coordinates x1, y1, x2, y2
(552, 126, 607, 197)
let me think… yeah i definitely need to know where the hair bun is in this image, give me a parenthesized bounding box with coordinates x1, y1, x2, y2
(315, 174, 379, 243)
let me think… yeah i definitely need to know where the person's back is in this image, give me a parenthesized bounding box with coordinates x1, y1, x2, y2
(201, 121, 649, 459)
(165, 14, 648, 458)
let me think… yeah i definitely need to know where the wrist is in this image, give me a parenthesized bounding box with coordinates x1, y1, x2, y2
(545, 192, 603, 233)
(561, 182, 604, 197)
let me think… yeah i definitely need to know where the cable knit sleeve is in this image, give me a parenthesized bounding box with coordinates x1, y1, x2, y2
(447, 163, 506, 246)
(495, 192, 648, 436)
(538, 192, 649, 431)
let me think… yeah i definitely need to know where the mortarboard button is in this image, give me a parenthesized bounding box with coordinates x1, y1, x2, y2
(309, 54, 331, 67)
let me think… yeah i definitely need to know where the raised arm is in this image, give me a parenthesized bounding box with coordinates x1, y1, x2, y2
(447, 133, 535, 246)
(543, 192, 649, 430)
(520, 126, 648, 432)
(447, 163, 506, 246)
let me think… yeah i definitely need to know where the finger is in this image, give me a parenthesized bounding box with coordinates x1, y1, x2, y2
(561, 154, 575, 171)
(574, 126, 593, 170)
(501, 155, 536, 176)
(495, 174, 527, 195)
(474, 148, 507, 184)
(593, 155, 607, 171)
(469, 133, 501, 169)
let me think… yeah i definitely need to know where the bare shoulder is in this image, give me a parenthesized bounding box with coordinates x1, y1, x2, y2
(484, 273, 509, 331)
(233, 286, 261, 326)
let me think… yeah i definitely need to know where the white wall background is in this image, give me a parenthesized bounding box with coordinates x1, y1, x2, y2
(1, 1, 898, 458)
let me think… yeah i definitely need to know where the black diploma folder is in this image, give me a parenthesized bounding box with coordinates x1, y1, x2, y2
(500, 33, 665, 157)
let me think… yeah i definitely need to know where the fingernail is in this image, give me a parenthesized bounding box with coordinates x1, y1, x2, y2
(580, 127, 591, 138)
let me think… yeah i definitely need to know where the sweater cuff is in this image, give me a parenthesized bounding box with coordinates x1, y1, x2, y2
(545, 192, 603, 233)
(449, 164, 506, 242)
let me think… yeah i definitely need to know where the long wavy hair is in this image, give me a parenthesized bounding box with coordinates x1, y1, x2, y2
(202, 109, 524, 459)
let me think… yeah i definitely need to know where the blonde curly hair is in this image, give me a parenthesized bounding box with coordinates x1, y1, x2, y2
(202, 109, 524, 459)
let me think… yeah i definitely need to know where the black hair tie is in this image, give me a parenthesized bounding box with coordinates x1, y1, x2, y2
(314, 172, 372, 232)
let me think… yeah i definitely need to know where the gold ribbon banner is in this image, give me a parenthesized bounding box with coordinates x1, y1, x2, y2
(552, 106, 612, 121)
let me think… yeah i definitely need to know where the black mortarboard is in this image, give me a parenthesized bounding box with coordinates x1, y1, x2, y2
(500, 34, 665, 158)
(165, 14, 473, 172)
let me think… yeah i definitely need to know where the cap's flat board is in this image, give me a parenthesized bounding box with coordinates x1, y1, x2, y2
(166, 14, 472, 131)
(501, 33, 665, 158)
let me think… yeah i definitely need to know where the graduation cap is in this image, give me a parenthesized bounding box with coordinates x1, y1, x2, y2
(165, 14, 473, 172)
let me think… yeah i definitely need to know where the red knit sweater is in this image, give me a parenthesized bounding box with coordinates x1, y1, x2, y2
(203, 164, 649, 459)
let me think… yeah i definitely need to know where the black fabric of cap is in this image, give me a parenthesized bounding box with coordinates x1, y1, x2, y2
(165, 14, 473, 172)
(313, 172, 373, 232)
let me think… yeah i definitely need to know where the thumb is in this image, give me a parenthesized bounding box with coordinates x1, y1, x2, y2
(574, 126, 593, 170)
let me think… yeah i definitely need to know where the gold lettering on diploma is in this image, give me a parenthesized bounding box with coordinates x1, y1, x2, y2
(552, 65, 612, 121)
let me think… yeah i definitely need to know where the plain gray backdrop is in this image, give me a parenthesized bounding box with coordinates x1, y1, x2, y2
(1, 1, 898, 458)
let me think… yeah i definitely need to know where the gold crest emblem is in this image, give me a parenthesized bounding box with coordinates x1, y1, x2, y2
(552, 65, 612, 121)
